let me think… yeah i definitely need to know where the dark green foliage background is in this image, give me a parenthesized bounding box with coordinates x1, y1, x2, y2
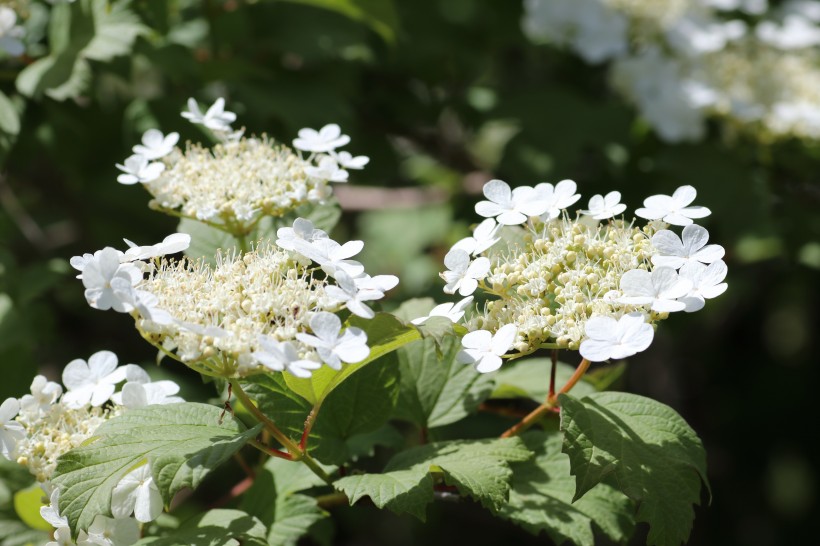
(1, 1, 817, 544)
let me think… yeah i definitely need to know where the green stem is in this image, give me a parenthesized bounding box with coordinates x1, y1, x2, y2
(315, 492, 349, 509)
(230, 379, 300, 454)
(236, 233, 249, 253)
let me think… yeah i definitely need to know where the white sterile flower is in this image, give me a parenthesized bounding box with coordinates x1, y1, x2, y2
(132, 129, 180, 160)
(441, 249, 490, 296)
(0, 7, 25, 57)
(304, 156, 349, 182)
(580, 191, 627, 220)
(61, 351, 128, 409)
(474, 179, 548, 225)
(0, 398, 24, 459)
(534, 179, 582, 220)
(111, 278, 174, 325)
(331, 150, 369, 169)
(296, 312, 369, 370)
(579, 313, 654, 362)
(70, 253, 94, 278)
(619, 267, 693, 313)
(116, 381, 184, 409)
(181, 97, 236, 132)
(292, 238, 365, 277)
(325, 271, 384, 319)
(83, 514, 140, 546)
(19, 375, 62, 416)
(47, 526, 74, 546)
(757, 14, 820, 49)
(111, 465, 163, 523)
(411, 296, 473, 325)
(41, 488, 68, 528)
(115, 154, 165, 185)
(651, 224, 725, 269)
(451, 218, 502, 256)
(293, 123, 351, 153)
(122, 233, 191, 262)
(677, 260, 728, 313)
(456, 324, 517, 373)
(82, 248, 142, 312)
(635, 185, 711, 226)
(276, 218, 329, 251)
(353, 274, 399, 292)
(251, 337, 321, 378)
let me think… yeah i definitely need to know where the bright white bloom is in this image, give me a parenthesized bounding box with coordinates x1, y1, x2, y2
(757, 14, 820, 49)
(122, 233, 191, 262)
(292, 238, 365, 277)
(81, 248, 142, 312)
(304, 156, 348, 182)
(678, 260, 729, 312)
(452, 218, 502, 256)
(619, 267, 693, 313)
(132, 129, 180, 160)
(111, 464, 163, 523)
(181, 97, 236, 132)
(41, 488, 69, 528)
(635, 185, 711, 226)
(61, 351, 128, 409)
(353, 274, 399, 292)
(83, 514, 140, 546)
(276, 218, 329, 251)
(651, 224, 725, 269)
(579, 313, 654, 362)
(325, 271, 384, 319)
(332, 150, 370, 169)
(111, 278, 174, 325)
(580, 191, 627, 220)
(0, 7, 24, 57)
(0, 398, 24, 459)
(534, 179, 582, 220)
(456, 324, 517, 373)
(115, 155, 165, 185)
(113, 381, 184, 409)
(441, 249, 490, 296)
(251, 337, 321, 378)
(411, 296, 474, 325)
(19, 375, 62, 417)
(293, 124, 350, 153)
(474, 179, 548, 225)
(296, 312, 369, 370)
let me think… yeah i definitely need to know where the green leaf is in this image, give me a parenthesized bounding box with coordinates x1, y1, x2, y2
(281, 0, 400, 44)
(283, 312, 419, 404)
(12, 484, 50, 531)
(241, 458, 328, 546)
(559, 392, 710, 546)
(492, 358, 596, 402)
(134, 509, 267, 546)
(334, 437, 531, 519)
(0, 92, 20, 137)
(394, 335, 493, 429)
(52, 403, 262, 534)
(0, 515, 48, 546)
(496, 432, 635, 546)
(178, 217, 241, 263)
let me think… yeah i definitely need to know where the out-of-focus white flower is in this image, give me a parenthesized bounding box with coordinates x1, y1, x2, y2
(296, 312, 369, 370)
(19, 375, 62, 417)
(276, 218, 329, 251)
(132, 129, 179, 160)
(83, 514, 140, 546)
(0, 7, 24, 57)
(452, 219, 502, 256)
(181, 97, 237, 132)
(619, 267, 693, 313)
(534, 179, 582, 220)
(651, 224, 725, 269)
(251, 337, 321, 378)
(116, 155, 165, 185)
(122, 233, 191, 262)
(635, 185, 711, 226)
(81, 248, 142, 312)
(293, 124, 351, 152)
(304, 156, 349, 182)
(0, 398, 24, 459)
(677, 260, 728, 312)
(667, 17, 747, 56)
(61, 351, 128, 409)
(292, 238, 365, 277)
(441, 249, 490, 296)
(331, 150, 369, 169)
(757, 14, 820, 49)
(111, 465, 163, 523)
(579, 312, 654, 362)
(475, 179, 548, 225)
(456, 324, 517, 373)
(580, 191, 627, 220)
(411, 296, 473, 325)
(325, 271, 384, 319)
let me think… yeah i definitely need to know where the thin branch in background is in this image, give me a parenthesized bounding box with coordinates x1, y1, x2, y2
(0, 173, 77, 250)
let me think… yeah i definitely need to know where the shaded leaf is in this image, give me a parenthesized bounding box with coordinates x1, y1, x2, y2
(492, 358, 596, 402)
(134, 509, 267, 546)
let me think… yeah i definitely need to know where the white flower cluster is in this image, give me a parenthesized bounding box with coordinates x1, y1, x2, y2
(0, 351, 182, 543)
(523, 0, 820, 142)
(115, 98, 368, 234)
(432, 179, 728, 372)
(0, 6, 24, 57)
(71, 218, 397, 378)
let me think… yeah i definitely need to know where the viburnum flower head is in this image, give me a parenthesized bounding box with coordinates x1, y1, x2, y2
(452, 218, 502, 256)
(116, 154, 165, 185)
(411, 296, 474, 325)
(457, 324, 518, 373)
(293, 123, 351, 152)
(635, 185, 711, 226)
(81, 248, 142, 312)
(651, 224, 725, 269)
(132, 129, 179, 160)
(581, 191, 627, 220)
(441, 249, 490, 296)
(111, 464, 163, 523)
(579, 313, 654, 362)
(296, 312, 370, 370)
(181, 97, 237, 131)
(534, 179, 581, 220)
(251, 337, 321, 378)
(292, 237, 365, 277)
(475, 179, 549, 225)
(677, 260, 728, 312)
(619, 267, 693, 313)
(19, 375, 62, 416)
(0, 398, 24, 459)
(61, 350, 128, 408)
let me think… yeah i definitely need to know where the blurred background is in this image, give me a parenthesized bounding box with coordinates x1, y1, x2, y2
(1, 0, 818, 544)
